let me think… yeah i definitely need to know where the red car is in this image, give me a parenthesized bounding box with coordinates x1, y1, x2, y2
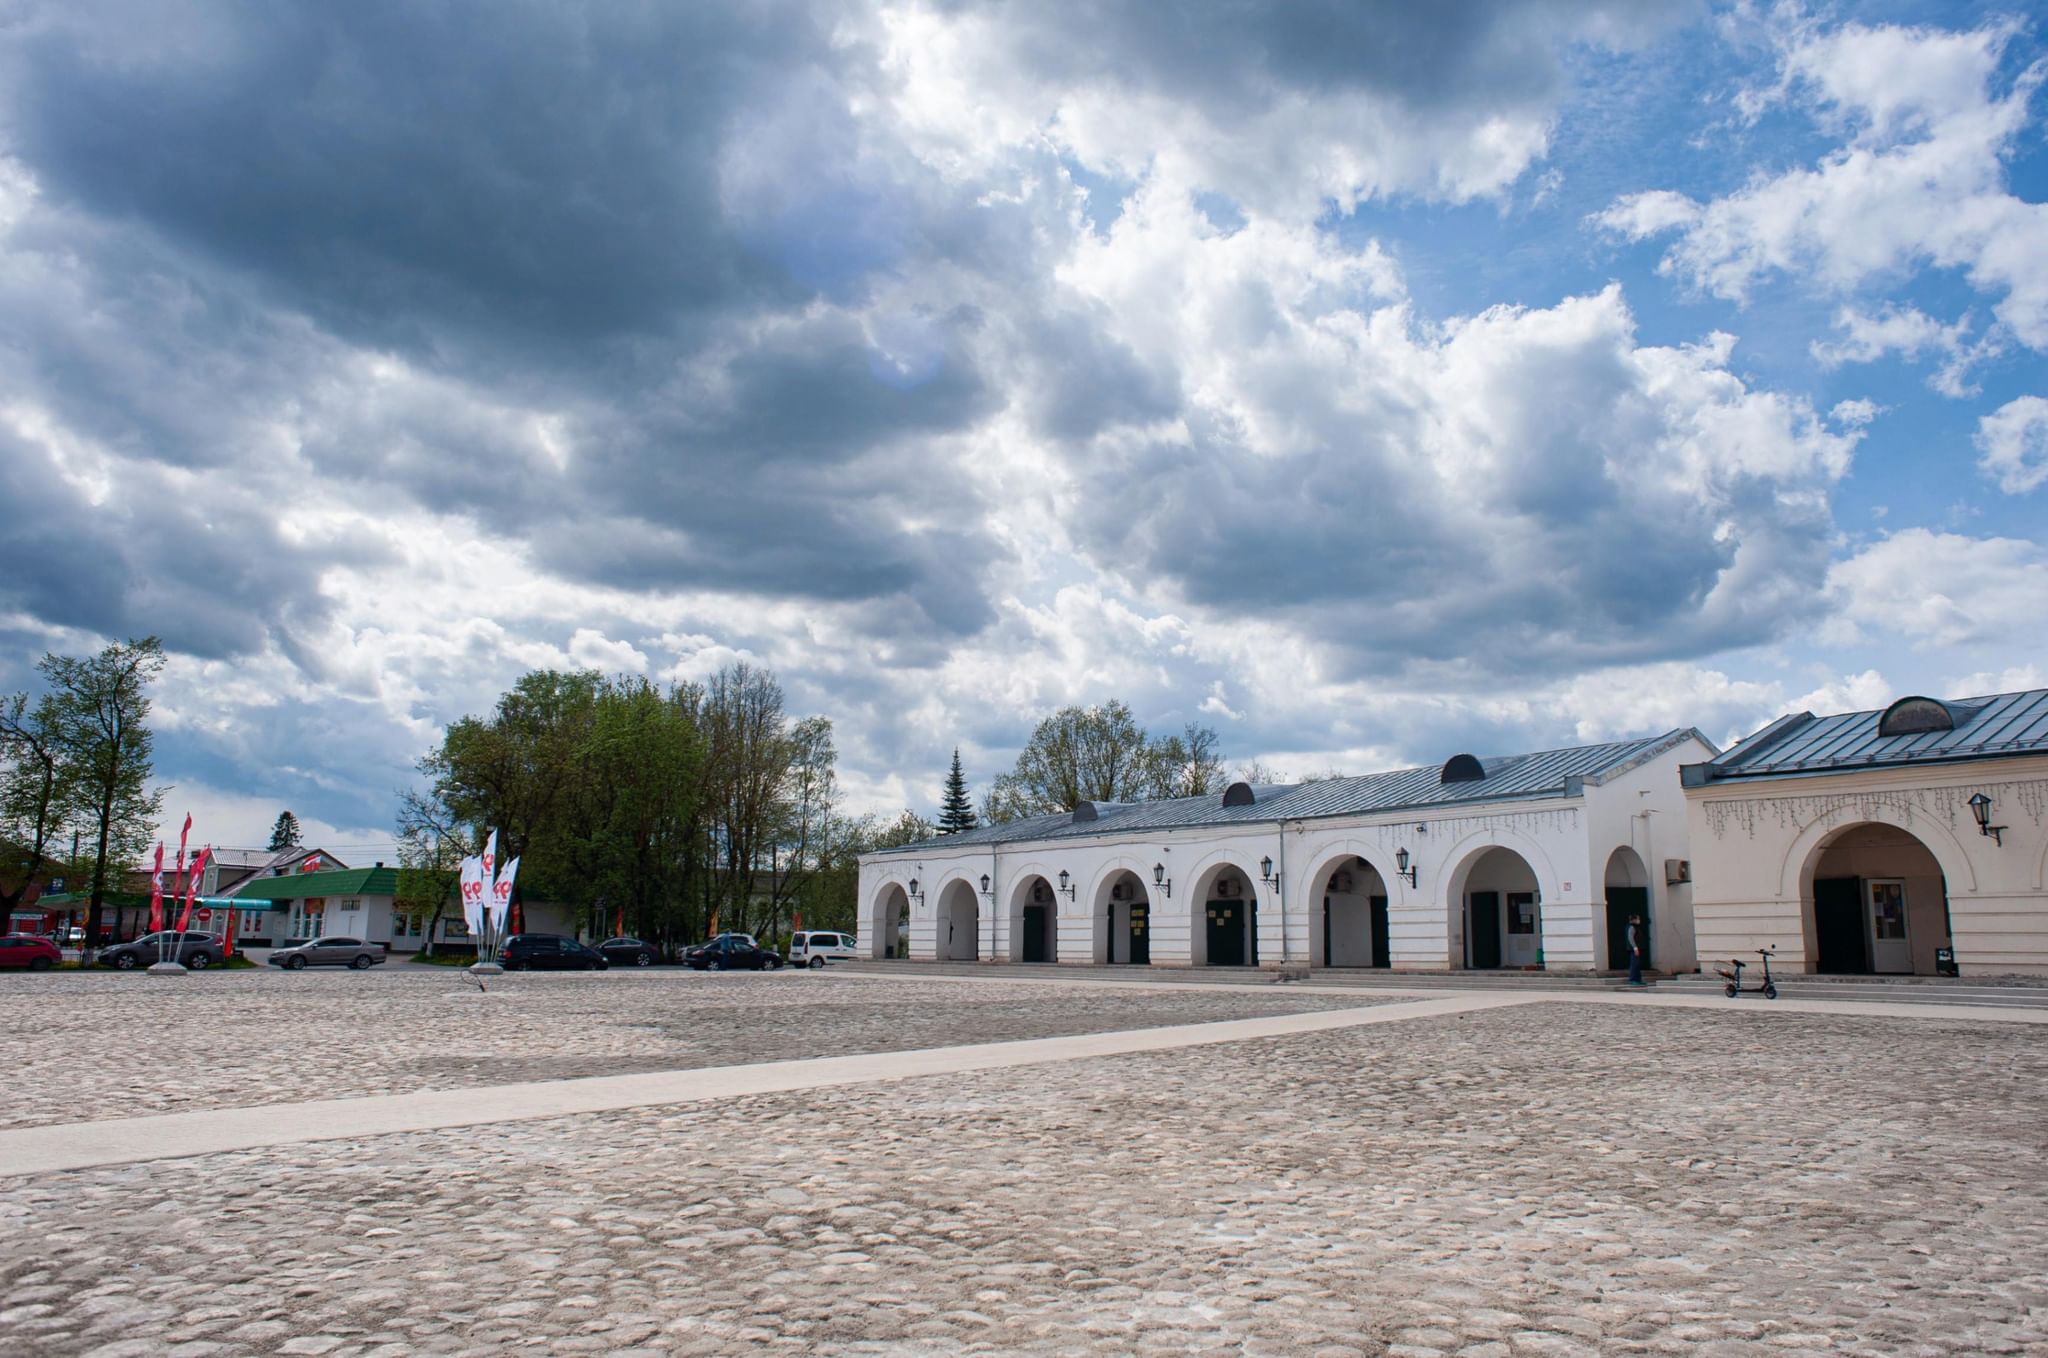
(0, 934, 62, 971)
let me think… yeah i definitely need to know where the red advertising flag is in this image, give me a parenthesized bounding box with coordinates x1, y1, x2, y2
(300, 853, 322, 874)
(149, 843, 165, 933)
(176, 846, 209, 933)
(223, 906, 237, 958)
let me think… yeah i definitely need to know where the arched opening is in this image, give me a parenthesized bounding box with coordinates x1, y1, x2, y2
(1008, 875, 1058, 963)
(1803, 822, 1951, 975)
(1603, 846, 1651, 973)
(871, 882, 910, 960)
(1461, 846, 1541, 970)
(1092, 869, 1153, 965)
(936, 880, 980, 962)
(1313, 855, 1390, 968)
(1193, 863, 1257, 967)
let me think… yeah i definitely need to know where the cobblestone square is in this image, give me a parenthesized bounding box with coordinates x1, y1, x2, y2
(1, 977, 2043, 1356)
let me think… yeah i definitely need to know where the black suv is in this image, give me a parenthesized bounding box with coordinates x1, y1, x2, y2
(99, 931, 220, 970)
(498, 934, 609, 971)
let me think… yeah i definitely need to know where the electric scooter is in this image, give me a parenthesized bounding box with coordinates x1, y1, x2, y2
(1717, 946, 1779, 1000)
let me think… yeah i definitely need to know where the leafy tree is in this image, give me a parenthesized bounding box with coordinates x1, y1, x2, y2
(39, 638, 167, 957)
(267, 809, 303, 852)
(0, 692, 74, 914)
(395, 786, 471, 958)
(873, 809, 936, 848)
(937, 747, 977, 834)
(988, 703, 1226, 816)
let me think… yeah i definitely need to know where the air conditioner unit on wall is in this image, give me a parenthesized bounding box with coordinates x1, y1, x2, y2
(1665, 858, 1691, 885)
(1111, 882, 1130, 901)
(1216, 877, 1240, 897)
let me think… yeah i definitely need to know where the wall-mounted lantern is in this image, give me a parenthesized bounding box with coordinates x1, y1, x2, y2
(978, 873, 993, 902)
(907, 877, 925, 906)
(1259, 855, 1280, 890)
(1968, 792, 2006, 846)
(1394, 847, 1419, 888)
(1057, 869, 1076, 900)
(1153, 862, 1172, 899)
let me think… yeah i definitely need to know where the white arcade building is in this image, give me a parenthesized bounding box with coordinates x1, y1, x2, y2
(859, 729, 1717, 974)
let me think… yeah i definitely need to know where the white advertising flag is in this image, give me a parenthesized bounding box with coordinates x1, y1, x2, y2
(490, 856, 520, 933)
(459, 855, 485, 937)
(481, 829, 499, 884)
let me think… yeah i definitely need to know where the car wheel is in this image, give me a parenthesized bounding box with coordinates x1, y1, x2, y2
(114, 952, 138, 970)
(350, 954, 372, 970)
(287, 955, 308, 970)
(767, 955, 783, 970)
(28, 956, 53, 972)
(188, 952, 213, 970)
(808, 955, 825, 969)
(709, 958, 726, 971)
(636, 951, 653, 967)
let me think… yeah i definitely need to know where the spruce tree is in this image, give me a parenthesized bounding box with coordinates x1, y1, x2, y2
(268, 810, 303, 851)
(938, 747, 978, 834)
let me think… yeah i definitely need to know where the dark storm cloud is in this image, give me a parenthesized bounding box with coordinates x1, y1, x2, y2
(0, 0, 1031, 643)
(964, 0, 1694, 118)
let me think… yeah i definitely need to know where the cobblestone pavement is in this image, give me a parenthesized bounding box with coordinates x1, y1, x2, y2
(0, 971, 1385, 1130)
(3, 1002, 2042, 1356)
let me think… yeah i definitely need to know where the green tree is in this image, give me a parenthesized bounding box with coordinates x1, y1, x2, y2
(419, 668, 602, 919)
(267, 809, 303, 852)
(988, 702, 1223, 817)
(937, 747, 977, 834)
(395, 785, 470, 958)
(39, 638, 167, 958)
(0, 692, 74, 914)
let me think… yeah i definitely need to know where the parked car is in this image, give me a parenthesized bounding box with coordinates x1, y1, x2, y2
(0, 934, 62, 971)
(788, 930, 860, 969)
(596, 936, 659, 967)
(98, 931, 220, 970)
(267, 937, 385, 970)
(684, 933, 783, 971)
(499, 934, 609, 971)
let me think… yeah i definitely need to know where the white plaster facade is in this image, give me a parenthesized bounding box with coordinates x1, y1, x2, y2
(860, 731, 1713, 975)
(1685, 755, 2048, 977)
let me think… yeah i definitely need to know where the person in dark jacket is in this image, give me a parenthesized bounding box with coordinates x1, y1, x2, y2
(1626, 914, 1645, 986)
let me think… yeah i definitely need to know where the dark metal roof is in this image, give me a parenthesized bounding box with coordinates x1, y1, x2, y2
(874, 729, 1701, 857)
(1685, 688, 2048, 786)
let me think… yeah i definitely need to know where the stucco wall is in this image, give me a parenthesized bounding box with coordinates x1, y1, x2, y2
(1685, 758, 2048, 976)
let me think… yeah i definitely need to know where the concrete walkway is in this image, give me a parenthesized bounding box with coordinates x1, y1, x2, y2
(7, 980, 2044, 1179)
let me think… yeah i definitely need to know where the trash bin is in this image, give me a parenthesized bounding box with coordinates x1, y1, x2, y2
(1934, 946, 1959, 978)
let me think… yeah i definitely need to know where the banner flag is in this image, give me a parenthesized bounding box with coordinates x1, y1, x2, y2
(481, 829, 498, 884)
(177, 846, 209, 932)
(459, 856, 485, 937)
(490, 856, 519, 934)
(150, 843, 165, 933)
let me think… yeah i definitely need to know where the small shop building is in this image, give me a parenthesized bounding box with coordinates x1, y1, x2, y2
(1683, 688, 2048, 976)
(859, 729, 1715, 974)
(227, 864, 577, 953)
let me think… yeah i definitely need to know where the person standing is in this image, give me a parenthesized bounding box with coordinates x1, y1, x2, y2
(1626, 913, 1645, 986)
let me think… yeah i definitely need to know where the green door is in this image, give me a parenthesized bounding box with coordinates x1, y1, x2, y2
(1468, 892, 1502, 969)
(1370, 895, 1390, 969)
(1207, 899, 1246, 966)
(1022, 904, 1049, 963)
(1814, 877, 1867, 974)
(1605, 887, 1649, 971)
(1129, 901, 1150, 965)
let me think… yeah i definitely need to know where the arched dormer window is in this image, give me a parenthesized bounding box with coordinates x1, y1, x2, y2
(1440, 753, 1485, 784)
(1877, 696, 1955, 737)
(1221, 781, 1256, 807)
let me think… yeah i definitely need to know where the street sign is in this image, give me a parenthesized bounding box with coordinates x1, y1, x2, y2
(49, 877, 64, 892)
(196, 907, 213, 924)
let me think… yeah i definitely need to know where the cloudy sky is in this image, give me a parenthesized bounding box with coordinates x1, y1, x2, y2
(1, 1, 2044, 855)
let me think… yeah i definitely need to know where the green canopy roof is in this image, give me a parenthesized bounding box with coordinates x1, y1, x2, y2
(232, 867, 400, 901)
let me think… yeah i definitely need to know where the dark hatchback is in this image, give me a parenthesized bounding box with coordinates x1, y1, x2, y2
(596, 936, 659, 967)
(683, 934, 783, 971)
(499, 934, 609, 971)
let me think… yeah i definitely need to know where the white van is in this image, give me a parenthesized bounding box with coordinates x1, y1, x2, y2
(788, 930, 859, 968)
